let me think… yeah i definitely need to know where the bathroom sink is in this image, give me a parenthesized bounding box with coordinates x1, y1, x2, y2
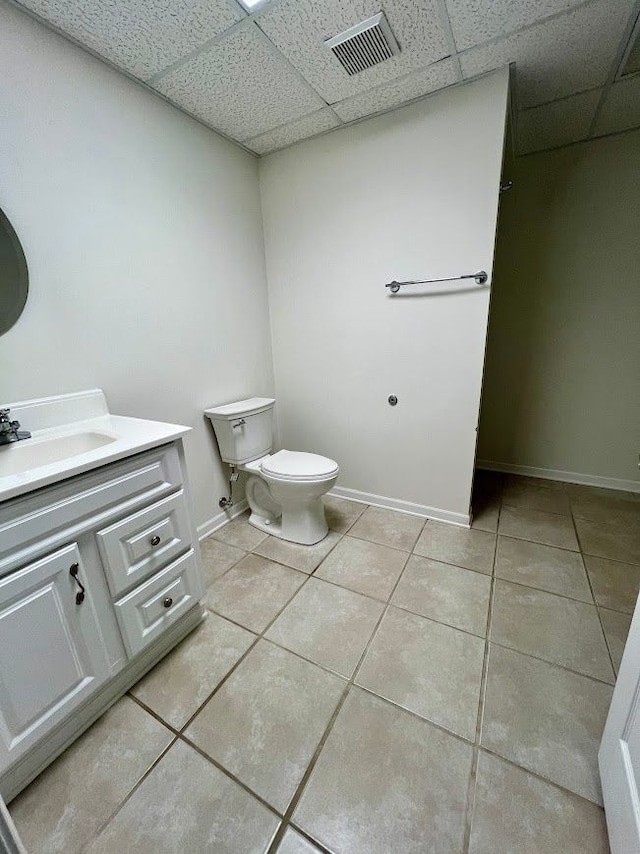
(0, 431, 116, 477)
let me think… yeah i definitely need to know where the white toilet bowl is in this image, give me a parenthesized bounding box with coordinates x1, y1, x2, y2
(242, 450, 339, 545)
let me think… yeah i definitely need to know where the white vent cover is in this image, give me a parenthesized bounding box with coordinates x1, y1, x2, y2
(325, 13, 400, 76)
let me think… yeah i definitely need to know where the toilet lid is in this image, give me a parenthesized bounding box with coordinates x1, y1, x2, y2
(261, 450, 339, 480)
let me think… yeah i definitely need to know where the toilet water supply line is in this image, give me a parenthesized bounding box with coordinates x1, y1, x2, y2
(219, 466, 238, 509)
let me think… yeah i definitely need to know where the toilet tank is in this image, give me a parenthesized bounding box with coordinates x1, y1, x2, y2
(205, 398, 275, 464)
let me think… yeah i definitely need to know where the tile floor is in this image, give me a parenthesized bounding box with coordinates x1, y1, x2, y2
(10, 474, 640, 853)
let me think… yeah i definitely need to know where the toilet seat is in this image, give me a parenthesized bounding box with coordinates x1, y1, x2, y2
(261, 449, 339, 482)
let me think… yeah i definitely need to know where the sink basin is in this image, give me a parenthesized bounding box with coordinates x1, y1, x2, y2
(0, 431, 116, 477)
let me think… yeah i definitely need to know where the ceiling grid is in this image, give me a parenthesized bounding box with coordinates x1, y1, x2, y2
(7, 0, 640, 156)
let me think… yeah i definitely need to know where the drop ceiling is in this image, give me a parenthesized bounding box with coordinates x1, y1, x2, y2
(10, 0, 640, 156)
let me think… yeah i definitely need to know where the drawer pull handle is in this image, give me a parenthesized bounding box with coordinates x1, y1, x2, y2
(150, 535, 161, 547)
(163, 597, 173, 609)
(69, 562, 85, 605)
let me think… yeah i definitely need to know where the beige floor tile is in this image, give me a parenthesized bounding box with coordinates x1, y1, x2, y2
(499, 506, 579, 550)
(265, 577, 384, 677)
(470, 751, 610, 854)
(199, 537, 246, 586)
(495, 536, 592, 602)
(84, 740, 279, 854)
(186, 641, 344, 812)
(356, 606, 485, 740)
(490, 581, 614, 683)
(348, 505, 425, 551)
(293, 687, 473, 854)
(322, 495, 367, 534)
(414, 521, 496, 574)
(584, 555, 640, 613)
(253, 530, 341, 574)
(9, 697, 173, 854)
(130, 613, 255, 729)
(502, 479, 571, 515)
(204, 554, 306, 633)
(600, 607, 632, 674)
(315, 535, 408, 600)
(503, 474, 565, 492)
(213, 511, 269, 551)
(277, 828, 322, 853)
(567, 483, 640, 526)
(482, 645, 613, 804)
(471, 494, 500, 532)
(392, 554, 491, 636)
(576, 518, 640, 565)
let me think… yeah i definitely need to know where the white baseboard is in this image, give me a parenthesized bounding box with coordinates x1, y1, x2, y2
(197, 499, 249, 541)
(329, 486, 470, 528)
(477, 460, 640, 494)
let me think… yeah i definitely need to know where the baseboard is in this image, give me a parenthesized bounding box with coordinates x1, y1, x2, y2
(477, 460, 640, 494)
(329, 486, 470, 528)
(197, 499, 249, 540)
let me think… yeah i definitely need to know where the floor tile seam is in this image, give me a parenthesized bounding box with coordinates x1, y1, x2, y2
(386, 599, 488, 640)
(496, 530, 580, 552)
(343, 529, 416, 555)
(478, 744, 604, 812)
(462, 745, 481, 854)
(260, 635, 351, 682)
(265, 681, 353, 854)
(313, 549, 411, 606)
(492, 574, 597, 607)
(475, 485, 503, 751)
(497, 532, 588, 556)
(80, 735, 179, 852)
(596, 602, 635, 618)
(501, 499, 572, 517)
(267, 568, 409, 852)
(286, 822, 335, 854)
(249, 530, 346, 574)
(476, 744, 607, 808)
(582, 550, 640, 569)
(201, 543, 250, 585)
(409, 550, 495, 578)
(569, 504, 619, 678)
(487, 639, 616, 687)
(177, 731, 285, 821)
(126, 692, 183, 737)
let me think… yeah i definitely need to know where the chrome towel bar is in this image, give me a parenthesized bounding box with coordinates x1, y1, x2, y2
(385, 271, 488, 293)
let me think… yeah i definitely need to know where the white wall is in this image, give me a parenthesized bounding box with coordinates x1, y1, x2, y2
(0, 2, 275, 531)
(478, 129, 640, 491)
(260, 71, 509, 524)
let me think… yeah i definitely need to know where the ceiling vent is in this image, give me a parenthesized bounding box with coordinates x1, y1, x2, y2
(325, 13, 400, 76)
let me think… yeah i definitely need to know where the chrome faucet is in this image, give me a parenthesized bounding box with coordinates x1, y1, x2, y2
(0, 408, 31, 445)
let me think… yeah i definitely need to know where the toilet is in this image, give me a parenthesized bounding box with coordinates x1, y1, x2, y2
(205, 398, 339, 545)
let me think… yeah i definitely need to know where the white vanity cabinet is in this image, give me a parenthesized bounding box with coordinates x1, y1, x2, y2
(0, 438, 205, 802)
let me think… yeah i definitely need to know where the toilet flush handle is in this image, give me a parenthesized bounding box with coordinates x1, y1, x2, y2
(232, 419, 246, 429)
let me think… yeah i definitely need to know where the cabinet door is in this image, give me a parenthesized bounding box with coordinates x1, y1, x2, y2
(0, 543, 110, 772)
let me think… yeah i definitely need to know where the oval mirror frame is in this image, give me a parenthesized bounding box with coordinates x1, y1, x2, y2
(0, 207, 29, 336)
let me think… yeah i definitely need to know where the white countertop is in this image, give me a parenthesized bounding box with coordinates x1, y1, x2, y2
(0, 391, 190, 503)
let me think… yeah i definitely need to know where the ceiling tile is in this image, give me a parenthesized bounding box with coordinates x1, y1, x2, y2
(332, 58, 457, 122)
(446, 0, 587, 52)
(257, 0, 450, 103)
(245, 108, 341, 154)
(594, 75, 640, 135)
(17, 0, 245, 80)
(517, 89, 602, 154)
(460, 0, 636, 108)
(154, 22, 324, 141)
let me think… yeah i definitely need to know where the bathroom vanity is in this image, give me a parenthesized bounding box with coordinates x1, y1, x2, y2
(0, 391, 205, 802)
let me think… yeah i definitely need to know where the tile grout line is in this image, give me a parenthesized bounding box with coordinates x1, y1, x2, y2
(463, 473, 503, 853)
(265, 534, 414, 853)
(567, 501, 618, 681)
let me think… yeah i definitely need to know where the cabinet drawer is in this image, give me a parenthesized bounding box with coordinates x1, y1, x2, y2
(113, 550, 203, 657)
(1, 444, 182, 573)
(96, 491, 192, 596)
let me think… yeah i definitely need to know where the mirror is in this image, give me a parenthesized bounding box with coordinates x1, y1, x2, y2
(0, 208, 29, 336)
